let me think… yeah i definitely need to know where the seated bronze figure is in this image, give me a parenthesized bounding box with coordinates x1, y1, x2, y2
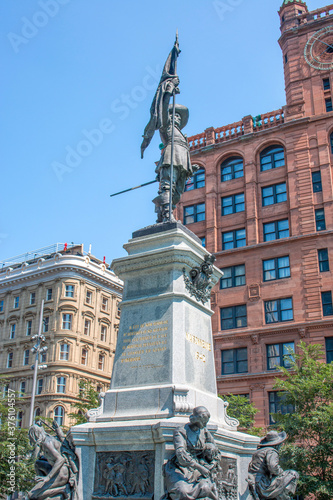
(247, 430, 298, 500)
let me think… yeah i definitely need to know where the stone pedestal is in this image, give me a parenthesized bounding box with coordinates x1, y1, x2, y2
(72, 222, 258, 499)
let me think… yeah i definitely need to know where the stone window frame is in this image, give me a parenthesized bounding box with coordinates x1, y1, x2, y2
(53, 405, 65, 426)
(26, 319, 33, 336)
(84, 318, 91, 336)
(62, 313, 73, 330)
(263, 219, 289, 242)
(266, 342, 295, 371)
(13, 296, 20, 309)
(318, 248, 329, 272)
(185, 167, 205, 191)
(29, 292, 36, 305)
(220, 264, 246, 289)
(59, 342, 71, 361)
(325, 97, 332, 112)
(264, 297, 294, 324)
(101, 295, 109, 312)
(262, 182, 287, 206)
(56, 376, 67, 394)
(64, 284, 75, 299)
(43, 316, 49, 333)
(16, 410, 23, 428)
(81, 346, 89, 365)
(268, 391, 294, 425)
(98, 352, 106, 371)
(260, 144, 285, 172)
(9, 323, 16, 339)
(326, 337, 333, 364)
(315, 208, 326, 231)
(311, 170, 322, 193)
(321, 291, 333, 317)
(85, 289, 93, 306)
(23, 349, 30, 366)
(221, 192, 245, 216)
(183, 203, 206, 225)
(220, 304, 247, 330)
(34, 407, 41, 418)
(221, 347, 248, 375)
(263, 256, 291, 282)
(222, 228, 246, 250)
(37, 378, 44, 395)
(46, 288, 53, 301)
(220, 156, 244, 182)
(19, 380, 26, 397)
(7, 351, 13, 368)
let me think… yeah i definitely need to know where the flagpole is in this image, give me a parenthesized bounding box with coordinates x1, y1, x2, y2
(169, 88, 176, 221)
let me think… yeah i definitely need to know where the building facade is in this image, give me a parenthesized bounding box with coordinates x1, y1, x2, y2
(176, 1, 333, 427)
(0, 244, 122, 428)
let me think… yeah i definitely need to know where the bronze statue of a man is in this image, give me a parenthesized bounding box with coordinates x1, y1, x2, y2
(163, 406, 220, 500)
(26, 420, 79, 500)
(247, 430, 299, 500)
(152, 76, 198, 222)
(141, 35, 198, 223)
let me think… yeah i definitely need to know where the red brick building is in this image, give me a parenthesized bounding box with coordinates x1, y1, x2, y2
(176, 0, 333, 427)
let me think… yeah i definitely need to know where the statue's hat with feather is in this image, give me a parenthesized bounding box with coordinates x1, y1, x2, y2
(168, 104, 189, 129)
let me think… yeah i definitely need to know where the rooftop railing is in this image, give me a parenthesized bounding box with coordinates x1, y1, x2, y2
(297, 4, 333, 24)
(188, 108, 284, 152)
(0, 243, 82, 269)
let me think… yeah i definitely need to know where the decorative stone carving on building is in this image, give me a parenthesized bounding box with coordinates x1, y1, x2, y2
(183, 254, 216, 304)
(248, 284, 260, 302)
(93, 451, 154, 499)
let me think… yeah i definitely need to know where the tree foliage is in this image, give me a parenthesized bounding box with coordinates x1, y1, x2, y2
(219, 394, 264, 436)
(68, 380, 100, 426)
(273, 341, 333, 500)
(0, 379, 35, 498)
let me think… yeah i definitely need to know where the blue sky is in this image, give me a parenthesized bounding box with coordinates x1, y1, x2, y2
(0, 0, 328, 263)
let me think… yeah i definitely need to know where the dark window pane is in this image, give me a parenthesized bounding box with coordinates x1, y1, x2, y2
(318, 249, 329, 272)
(221, 157, 244, 182)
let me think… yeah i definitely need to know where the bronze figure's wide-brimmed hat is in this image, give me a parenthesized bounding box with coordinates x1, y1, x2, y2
(168, 104, 189, 129)
(259, 431, 287, 447)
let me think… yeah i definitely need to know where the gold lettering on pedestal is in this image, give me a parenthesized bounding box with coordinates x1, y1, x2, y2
(120, 320, 169, 364)
(195, 352, 206, 363)
(185, 332, 211, 351)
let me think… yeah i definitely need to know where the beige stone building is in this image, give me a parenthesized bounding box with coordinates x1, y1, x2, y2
(0, 243, 122, 428)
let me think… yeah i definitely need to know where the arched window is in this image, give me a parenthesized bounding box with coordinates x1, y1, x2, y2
(330, 132, 333, 155)
(221, 157, 244, 182)
(34, 407, 41, 419)
(185, 168, 205, 191)
(54, 406, 64, 426)
(260, 145, 285, 171)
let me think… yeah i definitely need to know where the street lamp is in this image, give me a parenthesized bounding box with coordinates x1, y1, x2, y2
(28, 300, 48, 427)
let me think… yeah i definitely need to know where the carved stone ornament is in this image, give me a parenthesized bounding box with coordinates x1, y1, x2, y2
(87, 393, 105, 421)
(183, 254, 216, 304)
(93, 451, 154, 499)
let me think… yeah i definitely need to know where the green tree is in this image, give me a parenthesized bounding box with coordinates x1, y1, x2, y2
(69, 380, 100, 425)
(0, 379, 35, 498)
(219, 394, 264, 436)
(273, 341, 333, 500)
